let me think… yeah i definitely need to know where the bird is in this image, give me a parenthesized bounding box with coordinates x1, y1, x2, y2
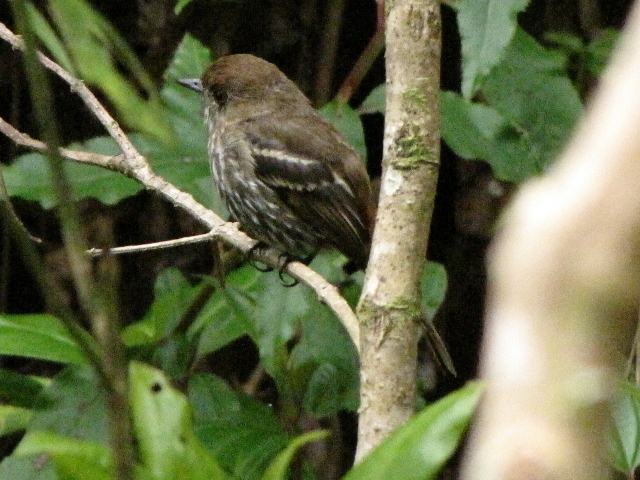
(180, 55, 455, 375)
(179, 54, 374, 272)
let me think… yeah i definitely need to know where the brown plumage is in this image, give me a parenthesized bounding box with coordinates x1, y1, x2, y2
(183, 54, 374, 268)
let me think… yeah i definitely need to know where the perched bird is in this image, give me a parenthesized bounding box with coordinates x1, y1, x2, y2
(179, 54, 374, 270)
(180, 55, 455, 375)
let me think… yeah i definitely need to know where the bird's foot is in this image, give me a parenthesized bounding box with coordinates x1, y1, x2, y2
(247, 242, 274, 272)
(277, 254, 299, 287)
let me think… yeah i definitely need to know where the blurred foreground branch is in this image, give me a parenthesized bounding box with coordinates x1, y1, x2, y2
(462, 3, 640, 479)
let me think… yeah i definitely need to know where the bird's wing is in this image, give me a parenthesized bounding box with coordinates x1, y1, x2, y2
(242, 112, 372, 265)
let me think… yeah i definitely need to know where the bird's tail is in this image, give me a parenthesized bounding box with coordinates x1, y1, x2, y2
(423, 317, 457, 377)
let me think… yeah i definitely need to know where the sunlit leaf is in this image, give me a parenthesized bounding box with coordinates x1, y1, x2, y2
(0, 314, 89, 365)
(345, 382, 483, 480)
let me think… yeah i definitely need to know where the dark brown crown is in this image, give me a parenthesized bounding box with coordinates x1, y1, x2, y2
(201, 54, 308, 107)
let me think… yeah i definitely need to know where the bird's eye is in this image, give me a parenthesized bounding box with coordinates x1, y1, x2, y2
(210, 85, 229, 107)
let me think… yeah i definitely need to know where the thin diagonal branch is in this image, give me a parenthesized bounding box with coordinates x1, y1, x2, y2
(0, 21, 360, 349)
(0, 116, 126, 170)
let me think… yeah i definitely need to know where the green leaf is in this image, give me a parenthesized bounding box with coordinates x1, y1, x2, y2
(4, 137, 142, 208)
(609, 382, 640, 475)
(16, 431, 113, 480)
(0, 369, 48, 409)
(0, 405, 32, 437)
(0, 366, 110, 477)
(28, 366, 109, 443)
(189, 267, 260, 359)
(174, 0, 193, 14)
(133, 33, 223, 210)
(480, 28, 583, 179)
(5, 33, 215, 209)
(457, 0, 530, 98)
(344, 382, 483, 480)
(358, 84, 385, 114)
(421, 261, 448, 318)
(48, 0, 173, 141)
(261, 430, 329, 480)
(129, 362, 227, 480)
(25, 2, 75, 74)
(0, 314, 88, 364)
(441, 90, 505, 160)
(291, 305, 359, 416)
(585, 28, 619, 76)
(189, 373, 289, 480)
(320, 101, 367, 160)
(192, 261, 359, 418)
(122, 268, 204, 346)
(0, 457, 57, 480)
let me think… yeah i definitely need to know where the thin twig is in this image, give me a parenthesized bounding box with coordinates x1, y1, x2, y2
(334, 0, 385, 104)
(87, 231, 217, 257)
(0, 116, 126, 171)
(0, 21, 360, 350)
(314, 0, 347, 105)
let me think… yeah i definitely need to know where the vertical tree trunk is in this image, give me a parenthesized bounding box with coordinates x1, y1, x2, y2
(355, 0, 441, 461)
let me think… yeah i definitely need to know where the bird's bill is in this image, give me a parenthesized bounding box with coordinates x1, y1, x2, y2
(178, 78, 204, 93)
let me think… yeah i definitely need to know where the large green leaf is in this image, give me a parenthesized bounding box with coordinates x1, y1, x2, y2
(139, 33, 223, 210)
(481, 28, 583, 179)
(129, 362, 227, 480)
(457, 0, 531, 98)
(344, 382, 483, 480)
(0, 314, 88, 365)
(189, 373, 290, 480)
(191, 255, 360, 418)
(3, 137, 142, 209)
(443, 29, 583, 182)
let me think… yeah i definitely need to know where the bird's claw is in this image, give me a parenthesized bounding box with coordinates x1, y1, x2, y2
(277, 254, 299, 287)
(247, 243, 274, 272)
